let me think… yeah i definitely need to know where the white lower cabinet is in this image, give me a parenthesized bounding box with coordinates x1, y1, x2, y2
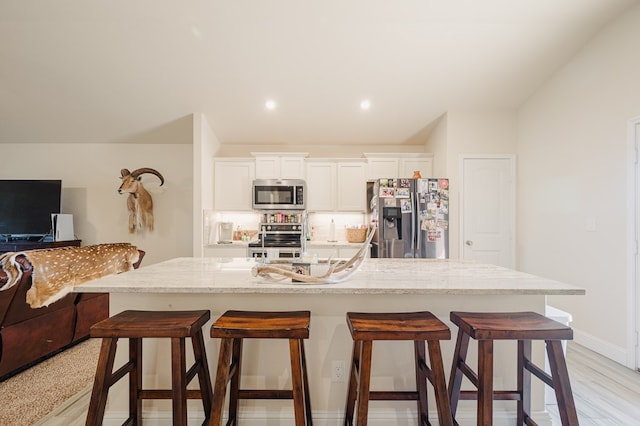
(204, 245, 248, 258)
(311, 247, 339, 259)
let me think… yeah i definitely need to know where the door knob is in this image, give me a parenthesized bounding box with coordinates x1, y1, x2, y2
(465, 240, 473, 246)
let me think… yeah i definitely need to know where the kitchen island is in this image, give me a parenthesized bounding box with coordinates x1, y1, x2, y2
(76, 257, 584, 425)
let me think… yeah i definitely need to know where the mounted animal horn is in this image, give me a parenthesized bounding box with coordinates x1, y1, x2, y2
(118, 167, 165, 233)
(129, 168, 164, 185)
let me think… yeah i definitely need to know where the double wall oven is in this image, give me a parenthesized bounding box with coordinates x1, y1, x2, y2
(249, 179, 307, 258)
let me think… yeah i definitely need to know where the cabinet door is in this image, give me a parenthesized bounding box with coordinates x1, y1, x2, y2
(399, 158, 433, 178)
(310, 247, 339, 259)
(214, 160, 255, 211)
(366, 158, 398, 180)
(255, 157, 280, 179)
(203, 246, 248, 258)
(280, 157, 305, 179)
(255, 157, 305, 179)
(337, 162, 366, 211)
(338, 247, 368, 259)
(306, 162, 336, 211)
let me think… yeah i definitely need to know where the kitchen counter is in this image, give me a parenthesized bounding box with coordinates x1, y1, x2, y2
(204, 240, 363, 248)
(76, 258, 584, 424)
(77, 257, 584, 295)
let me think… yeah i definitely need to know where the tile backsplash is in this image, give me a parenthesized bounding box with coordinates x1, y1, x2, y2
(204, 210, 367, 244)
(307, 212, 366, 242)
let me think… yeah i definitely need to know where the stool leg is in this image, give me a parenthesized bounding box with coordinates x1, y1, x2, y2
(171, 337, 188, 426)
(289, 338, 308, 425)
(129, 337, 142, 425)
(356, 340, 373, 426)
(448, 329, 470, 418)
(86, 337, 119, 426)
(299, 339, 313, 425)
(427, 339, 453, 426)
(414, 340, 429, 424)
(546, 340, 579, 426)
(517, 339, 532, 424)
(344, 339, 362, 425)
(210, 337, 233, 426)
(228, 338, 243, 425)
(192, 330, 214, 420)
(477, 339, 494, 426)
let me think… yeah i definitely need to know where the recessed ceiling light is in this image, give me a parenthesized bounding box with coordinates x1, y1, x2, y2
(265, 99, 277, 110)
(360, 99, 371, 110)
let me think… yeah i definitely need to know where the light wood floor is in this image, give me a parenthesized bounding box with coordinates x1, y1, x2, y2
(38, 342, 640, 425)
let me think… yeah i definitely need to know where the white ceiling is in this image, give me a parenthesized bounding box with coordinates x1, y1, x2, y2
(0, 0, 636, 145)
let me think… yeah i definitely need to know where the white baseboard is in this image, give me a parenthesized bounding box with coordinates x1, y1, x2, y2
(573, 327, 628, 366)
(103, 408, 553, 425)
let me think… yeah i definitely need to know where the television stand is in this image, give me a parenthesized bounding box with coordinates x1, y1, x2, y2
(0, 239, 81, 254)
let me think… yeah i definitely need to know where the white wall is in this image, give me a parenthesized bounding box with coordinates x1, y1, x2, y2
(216, 143, 428, 158)
(193, 113, 221, 255)
(0, 143, 193, 266)
(517, 4, 640, 363)
(433, 111, 518, 259)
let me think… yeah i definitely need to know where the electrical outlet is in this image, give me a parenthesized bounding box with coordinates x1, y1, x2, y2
(332, 360, 346, 382)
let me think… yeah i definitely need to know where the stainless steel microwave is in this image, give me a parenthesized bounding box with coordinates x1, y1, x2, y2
(252, 179, 306, 210)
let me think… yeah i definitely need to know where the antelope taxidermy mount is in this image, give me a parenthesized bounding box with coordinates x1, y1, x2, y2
(118, 167, 164, 233)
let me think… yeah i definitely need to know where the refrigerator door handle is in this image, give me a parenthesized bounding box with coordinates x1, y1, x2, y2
(410, 192, 416, 255)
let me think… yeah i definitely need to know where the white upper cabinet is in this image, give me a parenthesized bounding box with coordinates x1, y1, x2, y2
(252, 153, 307, 179)
(336, 162, 366, 211)
(364, 153, 434, 179)
(366, 158, 399, 180)
(399, 158, 433, 178)
(305, 161, 336, 211)
(213, 159, 255, 211)
(305, 159, 366, 212)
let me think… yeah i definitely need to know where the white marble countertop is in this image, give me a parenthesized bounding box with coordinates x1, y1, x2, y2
(205, 241, 362, 248)
(75, 257, 585, 296)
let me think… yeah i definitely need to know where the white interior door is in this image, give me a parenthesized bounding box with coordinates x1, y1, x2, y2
(460, 155, 515, 268)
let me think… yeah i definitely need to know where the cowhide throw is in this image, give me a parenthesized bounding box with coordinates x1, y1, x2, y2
(0, 243, 140, 309)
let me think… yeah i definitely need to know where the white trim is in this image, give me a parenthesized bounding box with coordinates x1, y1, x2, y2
(459, 154, 517, 269)
(629, 115, 640, 370)
(575, 327, 629, 367)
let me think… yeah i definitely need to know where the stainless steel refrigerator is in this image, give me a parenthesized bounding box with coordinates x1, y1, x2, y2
(369, 178, 449, 258)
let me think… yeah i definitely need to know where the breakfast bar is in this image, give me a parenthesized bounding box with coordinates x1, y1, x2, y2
(76, 257, 585, 425)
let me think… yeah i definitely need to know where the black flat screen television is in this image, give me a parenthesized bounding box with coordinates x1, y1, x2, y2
(0, 180, 62, 238)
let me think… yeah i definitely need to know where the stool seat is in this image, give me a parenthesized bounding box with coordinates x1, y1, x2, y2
(209, 310, 312, 425)
(345, 311, 453, 426)
(210, 309, 310, 339)
(450, 311, 573, 341)
(448, 311, 578, 426)
(348, 311, 451, 341)
(91, 309, 211, 338)
(86, 309, 213, 426)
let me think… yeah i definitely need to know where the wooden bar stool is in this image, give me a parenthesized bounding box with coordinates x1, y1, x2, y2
(209, 310, 312, 425)
(85, 310, 213, 426)
(448, 311, 578, 425)
(344, 311, 453, 426)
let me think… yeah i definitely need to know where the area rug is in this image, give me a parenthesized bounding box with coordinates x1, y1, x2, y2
(0, 338, 100, 425)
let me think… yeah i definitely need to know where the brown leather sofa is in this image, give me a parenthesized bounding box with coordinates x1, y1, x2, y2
(0, 249, 144, 380)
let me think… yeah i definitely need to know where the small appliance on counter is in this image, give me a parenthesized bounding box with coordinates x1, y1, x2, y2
(217, 222, 234, 244)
